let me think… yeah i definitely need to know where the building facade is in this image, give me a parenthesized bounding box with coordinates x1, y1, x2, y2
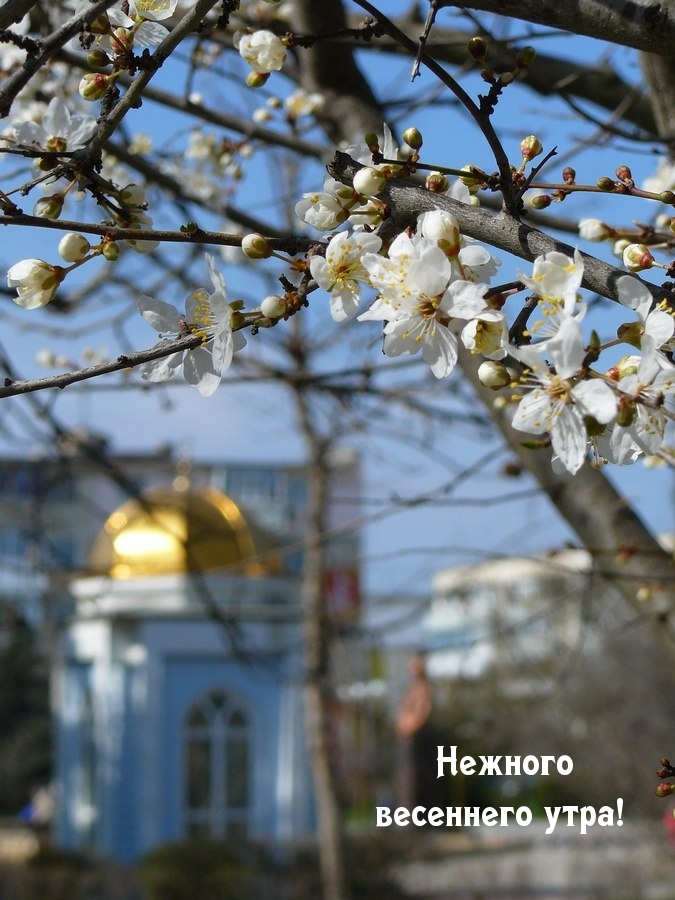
(0, 441, 362, 862)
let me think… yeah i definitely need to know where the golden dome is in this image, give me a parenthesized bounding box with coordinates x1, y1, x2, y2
(87, 485, 260, 579)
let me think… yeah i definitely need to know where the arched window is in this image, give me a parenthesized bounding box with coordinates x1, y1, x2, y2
(183, 689, 251, 840)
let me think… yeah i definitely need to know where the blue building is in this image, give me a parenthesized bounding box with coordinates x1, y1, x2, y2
(53, 481, 321, 862)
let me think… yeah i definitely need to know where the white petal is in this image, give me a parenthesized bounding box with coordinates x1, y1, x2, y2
(550, 405, 587, 474)
(138, 295, 182, 333)
(546, 317, 585, 379)
(512, 389, 551, 434)
(183, 347, 220, 396)
(139, 351, 182, 382)
(572, 379, 616, 424)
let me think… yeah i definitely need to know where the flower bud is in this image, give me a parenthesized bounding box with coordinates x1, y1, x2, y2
(87, 49, 111, 69)
(7, 259, 63, 309)
(562, 167, 576, 185)
(402, 127, 423, 150)
(36, 349, 57, 368)
(515, 46, 536, 68)
(118, 184, 146, 207)
(364, 132, 380, 154)
(352, 167, 386, 197)
(607, 355, 640, 381)
(89, 13, 111, 34)
(622, 243, 655, 272)
(34, 193, 64, 219)
(578, 218, 612, 241)
(478, 360, 510, 389)
(596, 176, 615, 191)
(612, 238, 631, 259)
(260, 294, 286, 318)
(78, 72, 111, 101)
(616, 165, 633, 184)
(499, 72, 514, 86)
(58, 232, 91, 262)
(245, 71, 270, 88)
(424, 172, 449, 193)
(655, 783, 675, 798)
(420, 209, 460, 250)
(241, 232, 273, 259)
(102, 240, 120, 261)
(659, 190, 675, 204)
(459, 165, 487, 193)
(468, 36, 487, 59)
(520, 135, 543, 162)
(530, 193, 551, 209)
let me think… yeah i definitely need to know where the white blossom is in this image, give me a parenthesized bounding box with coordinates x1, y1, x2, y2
(14, 97, 97, 152)
(138, 255, 244, 396)
(310, 231, 382, 321)
(7, 259, 62, 309)
(511, 339, 617, 474)
(236, 30, 287, 73)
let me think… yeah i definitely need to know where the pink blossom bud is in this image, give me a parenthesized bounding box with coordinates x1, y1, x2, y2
(655, 782, 675, 798)
(530, 194, 551, 209)
(78, 72, 111, 101)
(520, 135, 543, 161)
(622, 243, 655, 272)
(425, 172, 449, 193)
(616, 165, 633, 184)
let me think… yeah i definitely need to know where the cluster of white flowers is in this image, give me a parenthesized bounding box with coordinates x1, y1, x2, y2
(298, 160, 675, 474)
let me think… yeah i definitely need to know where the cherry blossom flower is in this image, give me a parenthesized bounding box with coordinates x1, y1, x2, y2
(7, 259, 63, 309)
(610, 352, 675, 461)
(461, 309, 509, 359)
(295, 189, 351, 231)
(359, 240, 489, 378)
(643, 157, 675, 196)
(511, 335, 617, 474)
(310, 231, 382, 321)
(236, 30, 287, 73)
(616, 275, 675, 355)
(13, 97, 97, 153)
(520, 249, 585, 344)
(138, 255, 244, 396)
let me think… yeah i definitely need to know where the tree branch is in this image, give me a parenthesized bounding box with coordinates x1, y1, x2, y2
(328, 150, 674, 307)
(440, 0, 675, 58)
